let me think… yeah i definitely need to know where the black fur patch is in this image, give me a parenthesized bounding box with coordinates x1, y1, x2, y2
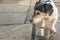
(34, 3, 54, 16)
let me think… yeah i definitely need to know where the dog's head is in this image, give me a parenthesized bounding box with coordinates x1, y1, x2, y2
(30, 3, 54, 24)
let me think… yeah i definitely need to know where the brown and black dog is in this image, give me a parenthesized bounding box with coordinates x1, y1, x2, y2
(30, 0, 58, 33)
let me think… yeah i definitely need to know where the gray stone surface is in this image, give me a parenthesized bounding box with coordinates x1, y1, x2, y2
(0, 3, 29, 12)
(0, 0, 30, 12)
(58, 14, 60, 22)
(55, 2, 60, 13)
(57, 6, 60, 13)
(0, 0, 31, 24)
(0, 24, 32, 40)
(0, 13, 27, 24)
(56, 23, 60, 40)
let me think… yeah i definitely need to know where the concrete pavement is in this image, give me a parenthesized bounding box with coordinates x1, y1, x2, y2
(0, 0, 30, 12)
(0, 0, 31, 24)
(0, 0, 33, 40)
(0, 24, 32, 40)
(0, 13, 27, 24)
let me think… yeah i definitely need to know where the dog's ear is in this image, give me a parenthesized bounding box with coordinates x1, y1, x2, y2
(34, 3, 46, 12)
(44, 3, 52, 11)
(43, 3, 54, 16)
(34, 3, 54, 16)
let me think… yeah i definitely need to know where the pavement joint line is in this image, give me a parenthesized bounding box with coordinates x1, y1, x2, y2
(0, 23, 32, 26)
(0, 12, 27, 13)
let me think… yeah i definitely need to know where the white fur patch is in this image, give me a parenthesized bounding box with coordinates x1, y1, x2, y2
(33, 18, 42, 23)
(41, 20, 45, 27)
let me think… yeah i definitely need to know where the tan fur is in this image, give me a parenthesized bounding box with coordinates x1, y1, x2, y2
(34, 10, 46, 18)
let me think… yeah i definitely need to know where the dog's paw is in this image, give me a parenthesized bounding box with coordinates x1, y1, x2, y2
(52, 29, 56, 33)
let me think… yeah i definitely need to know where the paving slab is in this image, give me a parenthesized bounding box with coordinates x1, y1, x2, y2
(0, 24, 32, 40)
(0, 13, 27, 24)
(0, 0, 30, 12)
(0, 0, 31, 24)
(0, 3, 29, 12)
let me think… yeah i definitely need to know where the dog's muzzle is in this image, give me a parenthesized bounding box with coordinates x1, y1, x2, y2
(30, 18, 43, 24)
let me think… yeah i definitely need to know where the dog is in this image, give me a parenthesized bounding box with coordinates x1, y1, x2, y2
(30, 0, 58, 33)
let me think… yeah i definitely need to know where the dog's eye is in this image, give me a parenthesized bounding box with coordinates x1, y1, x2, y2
(37, 13, 40, 15)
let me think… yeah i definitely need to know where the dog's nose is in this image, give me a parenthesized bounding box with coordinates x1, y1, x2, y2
(30, 19, 33, 23)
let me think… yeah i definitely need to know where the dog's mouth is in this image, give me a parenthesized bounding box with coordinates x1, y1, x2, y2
(30, 17, 45, 24)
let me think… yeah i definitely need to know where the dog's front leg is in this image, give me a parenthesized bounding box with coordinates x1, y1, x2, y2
(51, 18, 57, 33)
